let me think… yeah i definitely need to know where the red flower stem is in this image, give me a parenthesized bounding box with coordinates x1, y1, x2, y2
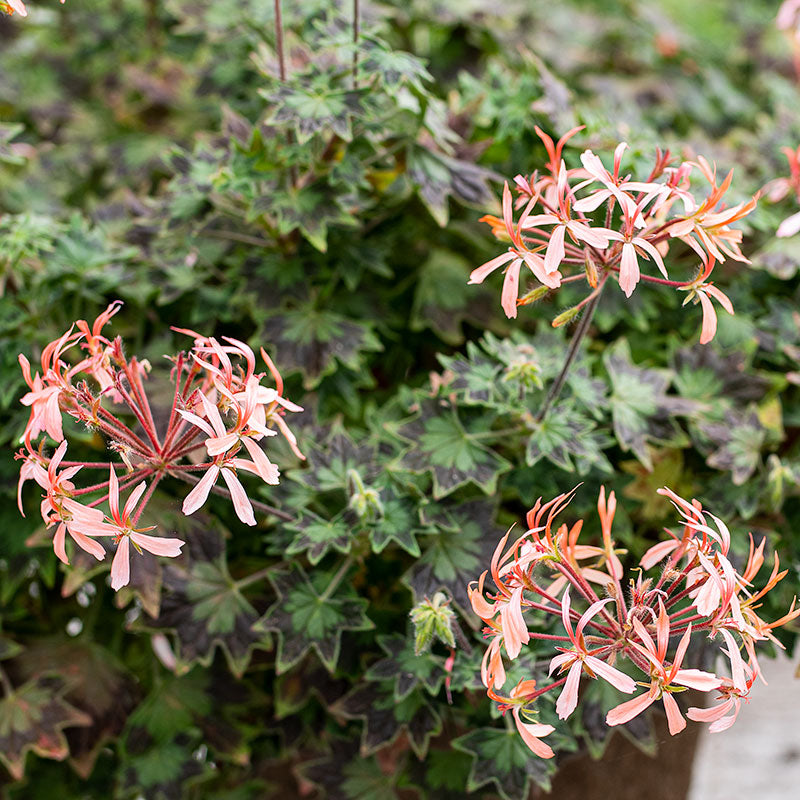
(113, 379, 161, 452)
(71, 468, 148, 496)
(86, 470, 154, 508)
(526, 632, 575, 642)
(166, 442, 207, 460)
(525, 676, 568, 701)
(670, 620, 712, 636)
(162, 353, 185, 452)
(59, 461, 115, 468)
(162, 463, 209, 471)
(554, 561, 619, 633)
(95, 406, 154, 455)
(126, 359, 161, 449)
(664, 578, 706, 610)
(171, 470, 294, 521)
(131, 473, 163, 526)
(163, 425, 202, 462)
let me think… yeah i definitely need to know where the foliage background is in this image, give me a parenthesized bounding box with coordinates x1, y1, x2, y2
(0, 0, 799, 797)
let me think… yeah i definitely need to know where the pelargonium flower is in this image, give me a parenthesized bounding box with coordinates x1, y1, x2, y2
(470, 128, 757, 344)
(470, 486, 798, 757)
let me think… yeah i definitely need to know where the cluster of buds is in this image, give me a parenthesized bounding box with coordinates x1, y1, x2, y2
(764, 144, 800, 239)
(469, 127, 758, 344)
(16, 301, 304, 590)
(468, 486, 799, 757)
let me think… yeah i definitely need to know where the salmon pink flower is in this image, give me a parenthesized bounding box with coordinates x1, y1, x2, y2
(607, 603, 720, 735)
(548, 591, 635, 719)
(101, 466, 184, 590)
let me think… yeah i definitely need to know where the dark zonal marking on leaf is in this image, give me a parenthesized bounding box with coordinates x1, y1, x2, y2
(261, 85, 362, 144)
(0, 675, 91, 781)
(364, 634, 444, 701)
(604, 338, 697, 470)
(300, 738, 401, 800)
(262, 309, 382, 389)
(407, 144, 495, 226)
(333, 683, 441, 759)
(405, 498, 498, 614)
(134, 520, 269, 677)
(394, 400, 511, 498)
(12, 639, 140, 779)
(274, 657, 350, 719)
(697, 409, 766, 485)
(294, 429, 382, 491)
(121, 733, 208, 800)
(256, 565, 373, 674)
(452, 728, 556, 800)
(673, 345, 769, 405)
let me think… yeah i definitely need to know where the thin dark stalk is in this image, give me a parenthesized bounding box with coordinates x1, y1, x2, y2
(535, 281, 605, 423)
(352, 0, 360, 89)
(172, 471, 294, 522)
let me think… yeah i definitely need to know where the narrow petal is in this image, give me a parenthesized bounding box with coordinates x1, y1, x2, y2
(220, 468, 256, 526)
(501, 258, 522, 319)
(672, 668, 722, 691)
(53, 523, 69, 565)
(585, 656, 636, 693)
(555, 661, 583, 720)
(121, 481, 148, 523)
(698, 291, 718, 345)
(513, 710, 555, 759)
(131, 532, 184, 558)
(68, 528, 107, 561)
(110, 537, 131, 591)
(661, 692, 686, 735)
(606, 691, 656, 727)
(618, 242, 640, 297)
(543, 224, 566, 274)
(240, 436, 280, 484)
(182, 465, 219, 516)
(776, 210, 800, 238)
(468, 251, 515, 285)
(108, 466, 121, 523)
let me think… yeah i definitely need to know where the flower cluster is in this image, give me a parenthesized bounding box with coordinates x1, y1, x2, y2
(16, 301, 303, 590)
(469, 486, 799, 757)
(764, 144, 800, 239)
(469, 127, 757, 344)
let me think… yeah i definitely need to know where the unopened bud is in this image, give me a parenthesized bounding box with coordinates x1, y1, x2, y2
(584, 253, 599, 288)
(409, 592, 456, 655)
(518, 285, 551, 306)
(552, 305, 582, 328)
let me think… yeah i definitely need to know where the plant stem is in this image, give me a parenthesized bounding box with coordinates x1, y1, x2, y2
(535, 281, 604, 423)
(320, 555, 355, 601)
(236, 566, 273, 591)
(352, 0, 360, 89)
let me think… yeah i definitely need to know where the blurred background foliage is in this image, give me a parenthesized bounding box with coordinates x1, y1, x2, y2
(0, 0, 799, 797)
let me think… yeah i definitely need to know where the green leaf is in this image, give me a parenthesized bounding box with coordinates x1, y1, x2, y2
(368, 488, 425, 557)
(452, 727, 557, 799)
(395, 401, 511, 498)
(0, 676, 90, 781)
(256, 565, 373, 674)
(134, 521, 270, 677)
(334, 683, 441, 759)
(261, 307, 382, 389)
(286, 512, 354, 565)
(697, 409, 766, 485)
(526, 404, 611, 474)
(365, 634, 445, 700)
(262, 84, 363, 143)
(406, 145, 494, 226)
(404, 499, 498, 613)
(604, 339, 695, 469)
